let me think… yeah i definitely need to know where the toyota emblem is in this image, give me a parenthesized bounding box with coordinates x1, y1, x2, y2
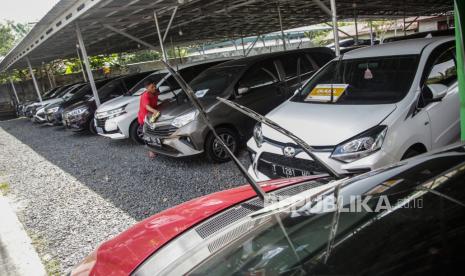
(283, 146, 296, 158)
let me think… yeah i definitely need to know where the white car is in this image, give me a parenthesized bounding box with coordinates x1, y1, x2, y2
(247, 36, 459, 181)
(94, 60, 229, 143)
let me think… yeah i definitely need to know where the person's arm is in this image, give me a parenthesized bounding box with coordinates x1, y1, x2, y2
(145, 104, 158, 114)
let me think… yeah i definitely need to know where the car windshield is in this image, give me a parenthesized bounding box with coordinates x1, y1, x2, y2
(128, 73, 167, 96)
(189, 66, 244, 98)
(292, 55, 419, 105)
(190, 152, 465, 276)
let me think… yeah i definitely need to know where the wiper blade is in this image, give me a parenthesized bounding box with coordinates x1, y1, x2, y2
(160, 61, 267, 200)
(216, 97, 342, 179)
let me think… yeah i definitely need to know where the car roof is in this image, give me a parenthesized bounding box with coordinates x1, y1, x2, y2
(152, 58, 234, 74)
(342, 36, 455, 59)
(213, 47, 335, 68)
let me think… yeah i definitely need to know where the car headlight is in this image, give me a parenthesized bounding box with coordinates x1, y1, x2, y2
(253, 123, 264, 148)
(68, 106, 89, 116)
(331, 125, 387, 163)
(97, 105, 127, 119)
(47, 107, 59, 114)
(171, 110, 198, 128)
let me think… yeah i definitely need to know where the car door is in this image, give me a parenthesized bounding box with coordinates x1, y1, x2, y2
(423, 46, 460, 148)
(234, 59, 284, 116)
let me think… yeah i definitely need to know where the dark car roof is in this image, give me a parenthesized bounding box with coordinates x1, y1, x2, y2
(212, 47, 335, 68)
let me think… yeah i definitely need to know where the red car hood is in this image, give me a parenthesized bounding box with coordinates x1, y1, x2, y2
(86, 176, 325, 275)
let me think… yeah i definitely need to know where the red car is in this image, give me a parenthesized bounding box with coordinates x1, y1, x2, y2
(71, 144, 465, 275)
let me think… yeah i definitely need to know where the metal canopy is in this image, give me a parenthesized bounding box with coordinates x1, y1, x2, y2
(0, 0, 453, 72)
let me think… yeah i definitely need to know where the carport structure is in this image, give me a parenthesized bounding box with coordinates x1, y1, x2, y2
(0, 0, 458, 107)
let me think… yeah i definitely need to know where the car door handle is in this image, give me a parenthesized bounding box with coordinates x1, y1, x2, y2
(425, 121, 429, 126)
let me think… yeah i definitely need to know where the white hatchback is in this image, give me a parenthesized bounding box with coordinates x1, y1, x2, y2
(247, 37, 459, 181)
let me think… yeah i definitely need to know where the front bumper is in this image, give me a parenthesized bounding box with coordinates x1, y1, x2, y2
(94, 111, 135, 139)
(33, 113, 47, 124)
(46, 111, 64, 126)
(143, 120, 207, 158)
(63, 113, 91, 131)
(247, 139, 396, 182)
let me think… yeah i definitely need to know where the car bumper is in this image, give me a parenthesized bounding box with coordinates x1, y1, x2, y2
(63, 115, 91, 132)
(143, 120, 207, 158)
(95, 112, 134, 139)
(247, 139, 397, 182)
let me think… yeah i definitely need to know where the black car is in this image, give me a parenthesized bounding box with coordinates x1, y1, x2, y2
(143, 48, 335, 162)
(44, 79, 113, 126)
(62, 72, 151, 133)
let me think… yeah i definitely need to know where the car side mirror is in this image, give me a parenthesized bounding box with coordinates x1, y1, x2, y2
(237, 87, 250, 95)
(423, 83, 447, 103)
(158, 85, 171, 94)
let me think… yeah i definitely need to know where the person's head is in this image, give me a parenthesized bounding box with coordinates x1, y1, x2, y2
(144, 80, 158, 94)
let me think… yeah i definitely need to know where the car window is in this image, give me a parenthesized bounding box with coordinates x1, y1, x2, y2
(292, 55, 420, 105)
(190, 66, 244, 98)
(279, 54, 300, 80)
(123, 74, 147, 91)
(129, 73, 167, 96)
(426, 48, 457, 87)
(99, 80, 125, 100)
(238, 60, 279, 90)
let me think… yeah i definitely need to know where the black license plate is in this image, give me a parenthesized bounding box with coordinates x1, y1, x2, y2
(145, 136, 162, 147)
(270, 163, 313, 178)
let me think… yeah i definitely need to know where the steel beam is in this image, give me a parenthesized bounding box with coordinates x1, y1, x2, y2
(163, 6, 178, 42)
(246, 35, 260, 56)
(277, 1, 286, 51)
(154, 11, 168, 62)
(103, 24, 158, 51)
(330, 0, 340, 56)
(9, 78, 20, 104)
(26, 57, 43, 103)
(312, 0, 331, 16)
(75, 23, 101, 107)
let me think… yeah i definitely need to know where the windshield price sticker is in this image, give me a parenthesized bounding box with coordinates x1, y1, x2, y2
(305, 84, 349, 102)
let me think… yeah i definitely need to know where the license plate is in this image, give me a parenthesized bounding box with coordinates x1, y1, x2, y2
(145, 136, 162, 147)
(271, 164, 312, 178)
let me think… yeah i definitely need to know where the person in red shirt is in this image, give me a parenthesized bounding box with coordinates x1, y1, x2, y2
(138, 80, 159, 159)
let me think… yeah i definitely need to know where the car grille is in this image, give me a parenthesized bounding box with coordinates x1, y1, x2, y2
(145, 124, 178, 137)
(257, 152, 326, 179)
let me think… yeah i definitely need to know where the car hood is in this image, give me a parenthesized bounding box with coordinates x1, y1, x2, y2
(263, 102, 397, 146)
(96, 96, 137, 113)
(64, 100, 95, 113)
(157, 97, 216, 121)
(81, 176, 325, 275)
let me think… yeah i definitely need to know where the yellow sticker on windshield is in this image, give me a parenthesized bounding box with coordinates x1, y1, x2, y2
(305, 84, 349, 102)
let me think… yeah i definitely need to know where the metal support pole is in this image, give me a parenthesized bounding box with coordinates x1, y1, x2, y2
(163, 6, 178, 42)
(75, 23, 101, 107)
(369, 20, 374, 46)
(46, 66, 54, 89)
(354, 10, 359, 45)
(104, 24, 157, 51)
(403, 12, 407, 36)
(154, 11, 168, 62)
(26, 57, 43, 102)
(241, 36, 246, 56)
(277, 1, 286, 51)
(9, 78, 20, 104)
(76, 45, 87, 82)
(329, 0, 340, 56)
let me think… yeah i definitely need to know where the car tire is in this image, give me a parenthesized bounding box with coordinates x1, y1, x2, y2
(89, 119, 97, 135)
(129, 120, 145, 144)
(401, 149, 421, 160)
(205, 127, 239, 163)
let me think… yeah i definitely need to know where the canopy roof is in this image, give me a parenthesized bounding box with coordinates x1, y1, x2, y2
(0, 0, 453, 72)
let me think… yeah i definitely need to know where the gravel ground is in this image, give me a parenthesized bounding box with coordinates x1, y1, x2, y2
(0, 118, 249, 274)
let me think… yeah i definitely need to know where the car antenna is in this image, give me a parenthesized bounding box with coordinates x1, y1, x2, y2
(216, 98, 342, 179)
(160, 61, 268, 201)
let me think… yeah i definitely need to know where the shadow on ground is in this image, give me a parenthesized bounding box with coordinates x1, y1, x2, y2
(0, 118, 250, 221)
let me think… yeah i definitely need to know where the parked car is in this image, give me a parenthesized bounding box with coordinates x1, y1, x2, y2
(26, 84, 78, 122)
(44, 80, 113, 126)
(94, 60, 228, 144)
(143, 48, 334, 162)
(71, 142, 465, 275)
(62, 72, 151, 133)
(247, 37, 459, 181)
(383, 28, 455, 43)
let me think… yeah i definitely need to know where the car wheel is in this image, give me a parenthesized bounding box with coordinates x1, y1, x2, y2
(205, 128, 238, 163)
(401, 149, 421, 160)
(89, 119, 97, 135)
(129, 120, 145, 144)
